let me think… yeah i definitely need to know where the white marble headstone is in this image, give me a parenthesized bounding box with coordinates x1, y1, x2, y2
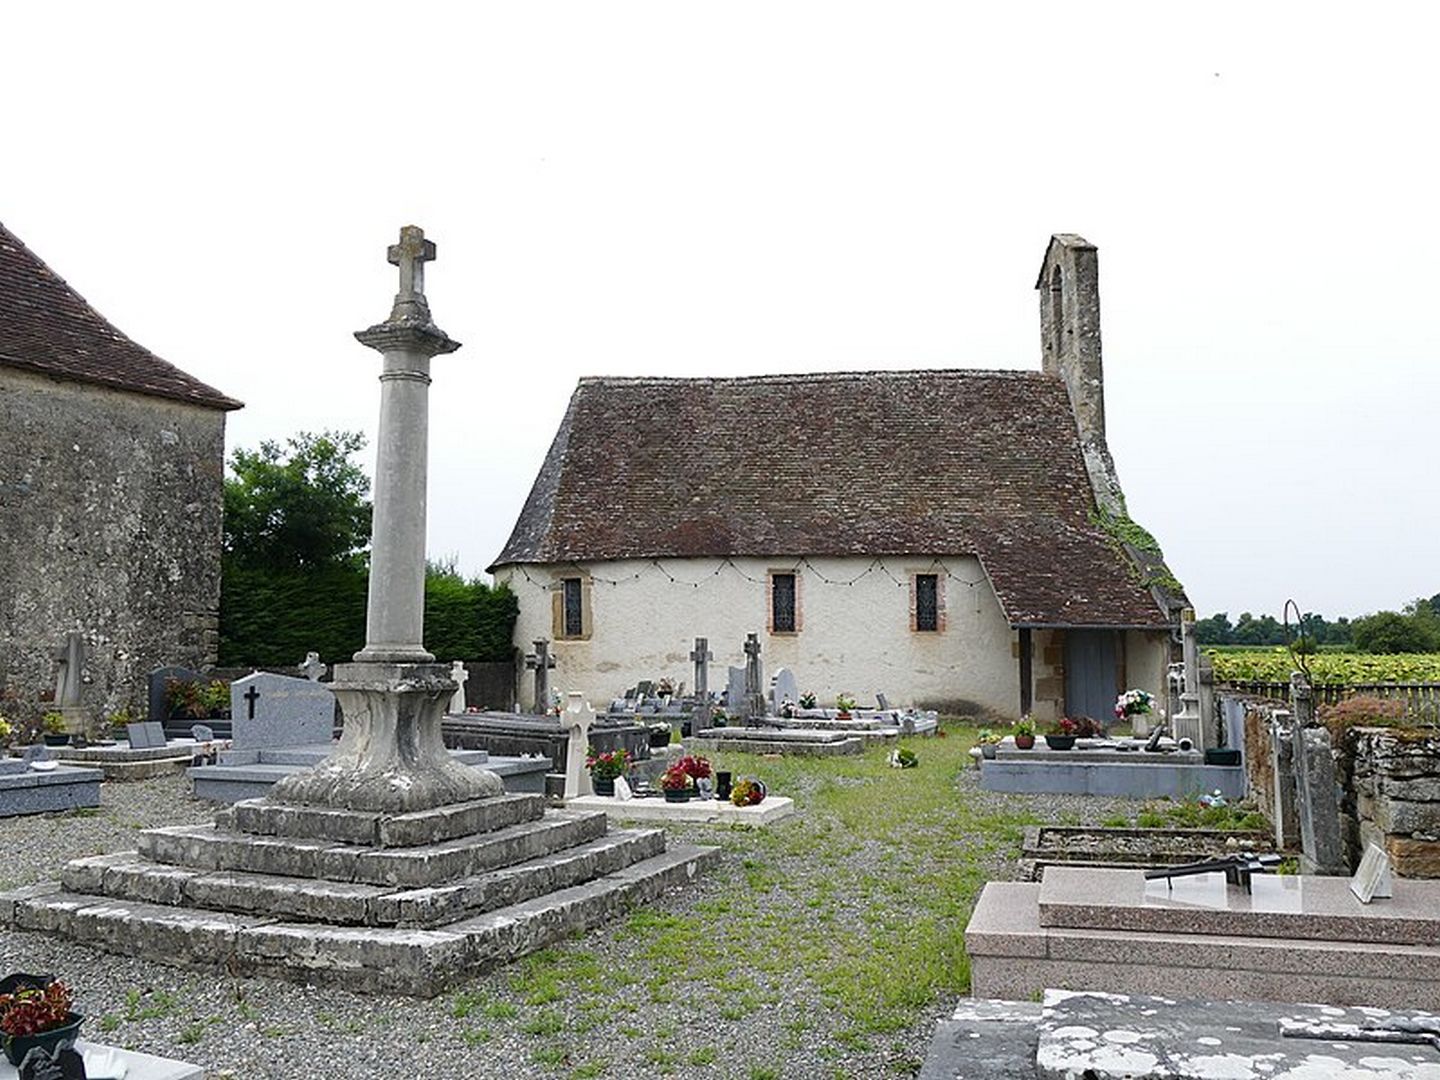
(562, 692, 595, 799)
(770, 668, 799, 712)
(448, 660, 469, 715)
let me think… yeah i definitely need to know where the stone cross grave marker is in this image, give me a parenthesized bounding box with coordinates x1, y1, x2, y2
(298, 652, 326, 682)
(52, 631, 87, 710)
(876, 691, 891, 712)
(146, 665, 201, 724)
(770, 667, 798, 713)
(230, 672, 335, 751)
(448, 661, 469, 714)
(525, 639, 557, 715)
(742, 632, 766, 719)
(126, 722, 167, 749)
(562, 692, 595, 799)
(690, 638, 713, 698)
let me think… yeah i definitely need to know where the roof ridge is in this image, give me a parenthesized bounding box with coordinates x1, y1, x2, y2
(576, 368, 1051, 388)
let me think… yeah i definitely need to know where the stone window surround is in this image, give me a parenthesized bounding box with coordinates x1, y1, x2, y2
(908, 569, 947, 633)
(767, 569, 802, 635)
(550, 570, 593, 641)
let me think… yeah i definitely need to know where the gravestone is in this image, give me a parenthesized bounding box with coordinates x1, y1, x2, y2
(229, 672, 334, 751)
(724, 667, 746, 714)
(562, 692, 595, 799)
(770, 668, 798, 713)
(146, 665, 202, 723)
(52, 632, 88, 729)
(298, 652, 326, 682)
(742, 633, 765, 720)
(1293, 722, 1346, 875)
(21, 744, 53, 765)
(690, 638, 713, 698)
(525, 639, 556, 715)
(448, 660, 468, 715)
(190, 724, 214, 742)
(1268, 708, 1300, 849)
(126, 722, 167, 749)
(876, 691, 891, 711)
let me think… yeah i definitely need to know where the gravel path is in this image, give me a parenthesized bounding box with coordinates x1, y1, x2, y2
(0, 758, 1136, 1078)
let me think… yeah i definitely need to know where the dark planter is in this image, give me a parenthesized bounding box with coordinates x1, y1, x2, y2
(980, 744, 998, 760)
(1044, 735, 1076, 751)
(1014, 734, 1036, 750)
(663, 788, 690, 803)
(1205, 748, 1242, 767)
(715, 771, 733, 800)
(592, 776, 616, 797)
(3, 1012, 84, 1066)
(647, 727, 671, 749)
(42, 734, 70, 747)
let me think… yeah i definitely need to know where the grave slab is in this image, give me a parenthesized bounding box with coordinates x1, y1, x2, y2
(0, 1040, 202, 1080)
(568, 794, 796, 826)
(980, 752, 1245, 800)
(0, 761, 102, 817)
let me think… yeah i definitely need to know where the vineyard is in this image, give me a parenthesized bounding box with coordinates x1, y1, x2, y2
(1207, 648, 1440, 685)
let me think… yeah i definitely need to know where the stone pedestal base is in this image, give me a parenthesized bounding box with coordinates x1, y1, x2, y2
(271, 661, 503, 813)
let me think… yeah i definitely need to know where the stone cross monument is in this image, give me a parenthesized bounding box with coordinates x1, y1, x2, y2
(690, 638, 713, 699)
(298, 652, 326, 682)
(525, 640, 557, 715)
(271, 226, 501, 813)
(52, 631, 88, 730)
(1171, 607, 1204, 748)
(742, 632, 766, 722)
(562, 692, 595, 799)
(448, 660, 469, 715)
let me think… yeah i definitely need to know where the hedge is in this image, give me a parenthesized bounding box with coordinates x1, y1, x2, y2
(219, 563, 518, 667)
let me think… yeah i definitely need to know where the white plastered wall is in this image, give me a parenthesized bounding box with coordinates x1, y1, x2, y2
(497, 555, 1025, 718)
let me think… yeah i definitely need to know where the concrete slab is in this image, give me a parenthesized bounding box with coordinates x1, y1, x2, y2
(1038, 865, 1440, 945)
(980, 756, 1245, 799)
(0, 1040, 202, 1079)
(569, 794, 797, 826)
(0, 764, 102, 817)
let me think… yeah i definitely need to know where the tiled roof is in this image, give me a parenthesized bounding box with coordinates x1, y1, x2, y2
(0, 222, 241, 410)
(493, 369, 1169, 628)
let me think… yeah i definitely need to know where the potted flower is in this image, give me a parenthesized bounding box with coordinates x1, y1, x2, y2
(888, 746, 919, 769)
(660, 764, 695, 802)
(0, 975, 83, 1067)
(1114, 688, 1154, 729)
(798, 692, 817, 710)
(647, 722, 672, 749)
(1013, 716, 1036, 750)
(0, 715, 13, 752)
(676, 753, 712, 798)
(40, 712, 70, 748)
(1045, 717, 1078, 750)
(976, 729, 1002, 759)
(585, 747, 632, 797)
(835, 693, 857, 722)
(730, 777, 767, 806)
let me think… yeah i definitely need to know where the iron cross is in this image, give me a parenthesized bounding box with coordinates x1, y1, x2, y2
(387, 225, 436, 301)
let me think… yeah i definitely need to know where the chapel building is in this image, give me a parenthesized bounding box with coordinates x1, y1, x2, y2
(0, 222, 242, 725)
(491, 235, 1182, 721)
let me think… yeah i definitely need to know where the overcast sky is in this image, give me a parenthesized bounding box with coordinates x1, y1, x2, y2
(5, 3, 1436, 619)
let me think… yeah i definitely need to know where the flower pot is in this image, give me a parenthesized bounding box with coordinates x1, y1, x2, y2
(980, 744, 997, 760)
(592, 777, 616, 797)
(2, 1012, 84, 1066)
(1044, 735, 1076, 750)
(42, 734, 70, 747)
(663, 788, 690, 803)
(647, 728, 671, 749)
(1014, 734, 1036, 750)
(715, 771, 733, 800)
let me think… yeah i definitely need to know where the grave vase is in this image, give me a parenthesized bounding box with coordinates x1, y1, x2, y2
(592, 775, 616, 797)
(1044, 735, 1076, 750)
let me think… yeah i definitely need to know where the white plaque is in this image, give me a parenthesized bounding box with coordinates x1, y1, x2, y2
(1349, 842, 1393, 904)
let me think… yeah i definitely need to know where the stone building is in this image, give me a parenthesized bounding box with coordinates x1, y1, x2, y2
(491, 235, 1182, 721)
(0, 223, 242, 727)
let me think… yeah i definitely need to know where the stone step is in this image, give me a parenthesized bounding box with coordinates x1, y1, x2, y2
(224, 793, 547, 848)
(136, 809, 610, 887)
(7, 844, 719, 995)
(60, 828, 667, 927)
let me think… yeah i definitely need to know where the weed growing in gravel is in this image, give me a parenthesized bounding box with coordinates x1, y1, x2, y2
(521, 1009, 565, 1037)
(99, 1013, 120, 1033)
(123, 988, 178, 1021)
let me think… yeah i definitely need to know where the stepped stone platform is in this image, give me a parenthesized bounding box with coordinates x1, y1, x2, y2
(967, 867, 1440, 1009)
(56, 738, 199, 781)
(0, 757, 102, 817)
(980, 737, 1245, 798)
(0, 791, 717, 995)
(920, 989, 1440, 1080)
(189, 743, 551, 802)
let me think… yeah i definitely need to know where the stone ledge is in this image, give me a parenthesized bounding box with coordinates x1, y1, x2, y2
(568, 794, 797, 826)
(229, 792, 547, 848)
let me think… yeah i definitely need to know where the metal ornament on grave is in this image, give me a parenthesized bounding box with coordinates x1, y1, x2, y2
(525, 639, 557, 715)
(270, 226, 501, 813)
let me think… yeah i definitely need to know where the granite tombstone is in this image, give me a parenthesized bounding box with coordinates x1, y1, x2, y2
(229, 672, 335, 751)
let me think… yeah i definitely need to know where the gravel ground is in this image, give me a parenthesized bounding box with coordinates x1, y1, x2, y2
(0, 752, 1138, 1079)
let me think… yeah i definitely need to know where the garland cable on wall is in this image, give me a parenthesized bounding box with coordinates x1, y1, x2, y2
(509, 557, 986, 595)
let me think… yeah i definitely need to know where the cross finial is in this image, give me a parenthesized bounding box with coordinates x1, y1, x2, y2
(388, 225, 436, 301)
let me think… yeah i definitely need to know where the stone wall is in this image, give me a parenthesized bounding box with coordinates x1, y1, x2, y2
(1349, 726, 1440, 878)
(0, 368, 228, 727)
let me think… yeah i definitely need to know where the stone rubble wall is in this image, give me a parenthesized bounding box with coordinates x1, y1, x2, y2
(1349, 726, 1440, 878)
(0, 368, 227, 728)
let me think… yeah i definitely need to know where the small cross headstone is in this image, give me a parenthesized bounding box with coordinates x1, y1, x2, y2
(562, 692, 594, 799)
(298, 652, 326, 682)
(52, 631, 87, 709)
(690, 637, 714, 698)
(448, 660, 469, 714)
(742, 632, 766, 720)
(524, 639, 557, 715)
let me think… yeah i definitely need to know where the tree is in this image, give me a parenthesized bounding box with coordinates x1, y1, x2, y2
(1193, 612, 1234, 645)
(1352, 611, 1438, 654)
(224, 431, 372, 570)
